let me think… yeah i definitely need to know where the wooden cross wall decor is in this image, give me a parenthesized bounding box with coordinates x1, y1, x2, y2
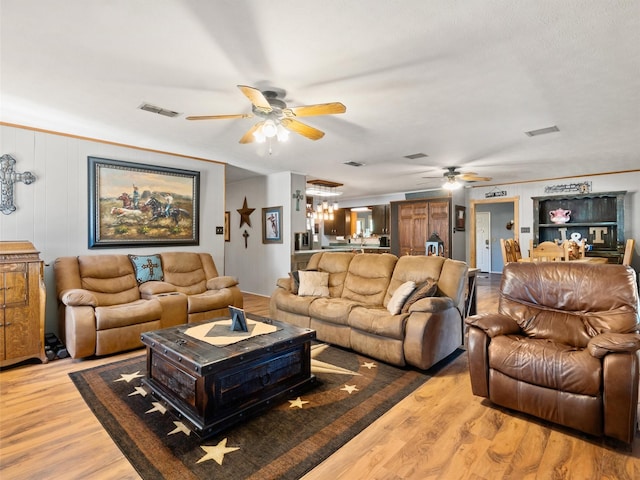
(292, 189, 304, 211)
(242, 229, 249, 249)
(1, 154, 36, 215)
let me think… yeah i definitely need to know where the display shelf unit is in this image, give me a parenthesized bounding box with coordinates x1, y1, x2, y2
(532, 191, 626, 263)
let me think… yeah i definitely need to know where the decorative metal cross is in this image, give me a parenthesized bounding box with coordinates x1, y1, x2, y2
(1, 154, 36, 215)
(243, 229, 249, 249)
(292, 189, 304, 211)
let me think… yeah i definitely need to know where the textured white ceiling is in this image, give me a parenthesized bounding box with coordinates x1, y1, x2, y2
(1, 0, 639, 200)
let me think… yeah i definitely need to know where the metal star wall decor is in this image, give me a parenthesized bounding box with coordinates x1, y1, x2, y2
(236, 197, 255, 228)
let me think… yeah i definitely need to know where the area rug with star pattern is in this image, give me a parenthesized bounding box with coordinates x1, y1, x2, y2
(71, 343, 458, 480)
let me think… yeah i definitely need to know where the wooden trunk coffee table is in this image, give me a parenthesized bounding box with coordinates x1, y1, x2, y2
(140, 313, 316, 438)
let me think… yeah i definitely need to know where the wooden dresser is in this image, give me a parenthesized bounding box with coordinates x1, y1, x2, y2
(0, 241, 47, 367)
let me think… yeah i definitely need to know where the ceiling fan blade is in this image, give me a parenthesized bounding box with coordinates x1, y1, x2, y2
(237, 85, 272, 113)
(239, 121, 264, 144)
(186, 113, 253, 120)
(284, 102, 346, 117)
(460, 174, 492, 182)
(280, 118, 325, 140)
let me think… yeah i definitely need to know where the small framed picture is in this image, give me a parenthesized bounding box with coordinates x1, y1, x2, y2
(229, 306, 248, 332)
(262, 206, 283, 244)
(455, 205, 466, 231)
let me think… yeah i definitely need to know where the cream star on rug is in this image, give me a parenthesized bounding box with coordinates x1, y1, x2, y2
(128, 386, 148, 397)
(361, 361, 377, 369)
(196, 438, 239, 465)
(340, 384, 359, 394)
(168, 421, 191, 436)
(114, 371, 144, 383)
(288, 396, 310, 408)
(145, 402, 167, 414)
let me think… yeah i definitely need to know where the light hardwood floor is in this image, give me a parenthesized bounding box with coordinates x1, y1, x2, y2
(1, 274, 638, 479)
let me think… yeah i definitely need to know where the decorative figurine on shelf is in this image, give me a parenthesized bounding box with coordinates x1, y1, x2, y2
(549, 208, 572, 224)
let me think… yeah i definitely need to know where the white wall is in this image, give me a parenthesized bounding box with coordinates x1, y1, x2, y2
(0, 125, 226, 334)
(224, 172, 305, 297)
(467, 172, 640, 270)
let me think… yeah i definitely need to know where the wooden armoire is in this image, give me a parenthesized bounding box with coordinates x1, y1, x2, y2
(0, 241, 47, 367)
(392, 198, 451, 257)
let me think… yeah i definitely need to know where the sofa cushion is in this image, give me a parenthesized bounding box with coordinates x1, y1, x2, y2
(316, 252, 355, 297)
(341, 253, 397, 306)
(188, 289, 234, 314)
(160, 252, 207, 295)
(95, 299, 162, 330)
(387, 281, 415, 314)
(129, 254, 164, 283)
(348, 306, 407, 340)
(206, 276, 239, 290)
(289, 271, 301, 294)
(308, 297, 363, 325)
(384, 255, 445, 307)
(401, 280, 438, 314)
(298, 271, 330, 297)
(274, 290, 318, 316)
(489, 335, 601, 396)
(77, 255, 140, 306)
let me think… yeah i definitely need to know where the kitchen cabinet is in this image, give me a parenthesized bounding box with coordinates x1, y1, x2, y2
(0, 241, 47, 366)
(324, 208, 350, 236)
(532, 191, 625, 263)
(371, 205, 390, 235)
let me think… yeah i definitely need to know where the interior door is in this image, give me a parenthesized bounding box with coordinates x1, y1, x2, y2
(398, 202, 427, 255)
(476, 211, 491, 272)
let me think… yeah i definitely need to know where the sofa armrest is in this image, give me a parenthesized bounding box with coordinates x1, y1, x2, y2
(407, 296, 454, 313)
(587, 332, 640, 358)
(139, 281, 177, 298)
(275, 277, 292, 291)
(465, 313, 522, 337)
(60, 289, 98, 307)
(206, 276, 239, 290)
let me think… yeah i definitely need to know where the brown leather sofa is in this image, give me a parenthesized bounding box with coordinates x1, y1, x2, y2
(54, 252, 242, 359)
(270, 251, 469, 370)
(466, 261, 640, 444)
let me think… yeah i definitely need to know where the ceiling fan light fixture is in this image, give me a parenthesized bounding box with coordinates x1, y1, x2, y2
(276, 124, 289, 142)
(442, 177, 461, 190)
(252, 129, 266, 143)
(262, 119, 278, 138)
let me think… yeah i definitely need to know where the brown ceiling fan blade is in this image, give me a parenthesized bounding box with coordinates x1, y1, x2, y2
(186, 113, 252, 120)
(460, 173, 492, 181)
(237, 85, 272, 113)
(239, 122, 264, 144)
(280, 118, 325, 140)
(284, 102, 346, 117)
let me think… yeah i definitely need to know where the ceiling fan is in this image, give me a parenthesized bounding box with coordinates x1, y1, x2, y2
(422, 166, 492, 189)
(186, 85, 346, 144)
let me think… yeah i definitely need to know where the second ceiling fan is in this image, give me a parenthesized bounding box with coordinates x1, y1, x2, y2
(187, 85, 346, 144)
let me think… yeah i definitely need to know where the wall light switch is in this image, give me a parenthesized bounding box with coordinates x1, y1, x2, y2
(521, 227, 530, 233)
(216, 226, 224, 235)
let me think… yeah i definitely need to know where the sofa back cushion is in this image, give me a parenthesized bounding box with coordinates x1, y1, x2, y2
(315, 252, 356, 298)
(384, 255, 446, 306)
(342, 253, 398, 305)
(160, 252, 207, 295)
(77, 255, 140, 306)
(499, 262, 640, 348)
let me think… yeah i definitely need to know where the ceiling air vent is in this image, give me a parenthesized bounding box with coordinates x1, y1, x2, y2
(344, 161, 364, 167)
(138, 103, 181, 118)
(524, 125, 559, 137)
(404, 153, 428, 160)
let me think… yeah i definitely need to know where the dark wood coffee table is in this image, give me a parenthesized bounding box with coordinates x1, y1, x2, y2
(140, 313, 316, 438)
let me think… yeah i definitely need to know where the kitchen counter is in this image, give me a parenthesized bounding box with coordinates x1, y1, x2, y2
(291, 246, 391, 271)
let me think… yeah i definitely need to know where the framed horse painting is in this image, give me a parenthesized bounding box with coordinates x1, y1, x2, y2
(88, 157, 200, 248)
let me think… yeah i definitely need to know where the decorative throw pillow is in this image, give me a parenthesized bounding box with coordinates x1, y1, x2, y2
(297, 271, 330, 297)
(129, 254, 164, 284)
(387, 280, 416, 315)
(289, 271, 301, 294)
(401, 280, 438, 313)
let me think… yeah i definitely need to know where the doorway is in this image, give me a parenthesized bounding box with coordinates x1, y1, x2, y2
(469, 196, 520, 270)
(475, 212, 491, 272)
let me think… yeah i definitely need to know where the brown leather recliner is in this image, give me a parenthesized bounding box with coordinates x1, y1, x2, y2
(466, 262, 640, 444)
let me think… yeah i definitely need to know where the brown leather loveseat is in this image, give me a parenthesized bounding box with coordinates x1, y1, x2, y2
(466, 261, 640, 443)
(54, 251, 242, 359)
